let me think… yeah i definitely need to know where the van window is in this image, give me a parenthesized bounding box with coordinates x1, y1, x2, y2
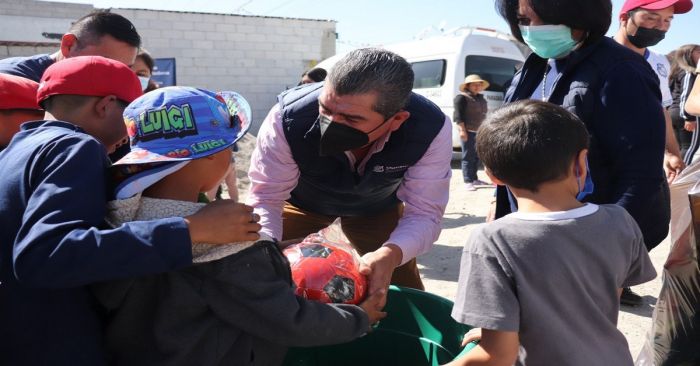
(411, 60, 446, 89)
(464, 56, 522, 93)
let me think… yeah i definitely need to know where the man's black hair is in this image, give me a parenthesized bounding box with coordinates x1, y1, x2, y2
(69, 10, 141, 49)
(476, 100, 589, 192)
(303, 67, 327, 83)
(495, 0, 612, 46)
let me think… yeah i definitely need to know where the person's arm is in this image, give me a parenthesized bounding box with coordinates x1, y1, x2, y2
(619, 209, 657, 288)
(682, 72, 700, 117)
(663, 108, 684, 183)
(200, 241, 380, 347)
(246, 104, 300, 241)
(13, 137, 193, 288)
(687, 77, 700, 116)
(659, 65, 684, 182)
(454, 95, 469, 141)
(359, 116, 452, 304)
(449, 228, 521, 366)
(387, 116, 452, 264)
(444, 329, 519, 366)
(679, 72, 695, 120)
(595, 62, 666, 229)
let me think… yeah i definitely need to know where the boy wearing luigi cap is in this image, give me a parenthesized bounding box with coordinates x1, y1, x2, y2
(0, 57, 260, 365)
(93, 86, 385, 366)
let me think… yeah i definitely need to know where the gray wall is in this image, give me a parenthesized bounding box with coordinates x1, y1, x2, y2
(0, 0, 337, 134)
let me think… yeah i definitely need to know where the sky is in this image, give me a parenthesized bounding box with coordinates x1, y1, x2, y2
(45, 0, 699, 55)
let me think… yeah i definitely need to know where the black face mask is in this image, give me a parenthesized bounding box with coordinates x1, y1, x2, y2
(318, 115, 388, 156)
(627, 19, 666, 48)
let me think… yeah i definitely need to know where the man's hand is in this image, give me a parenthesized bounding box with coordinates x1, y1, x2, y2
(685, 121, 697, 132)
(461, 328, 482, 347)
(359, 244, 403, 309)
(664, 152, 685, 184)
(358, 288, 388, 327)
(184, 200, 261, 244)
(663, 109, 684, 184)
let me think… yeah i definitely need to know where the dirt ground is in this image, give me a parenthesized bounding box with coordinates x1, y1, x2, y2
(233, 135, 664, 360)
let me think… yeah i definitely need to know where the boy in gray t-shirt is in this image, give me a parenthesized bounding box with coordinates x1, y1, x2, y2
(446, 100, 656, 366)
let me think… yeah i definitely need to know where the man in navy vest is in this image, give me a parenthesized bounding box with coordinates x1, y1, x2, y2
(248, 48, 452, 305)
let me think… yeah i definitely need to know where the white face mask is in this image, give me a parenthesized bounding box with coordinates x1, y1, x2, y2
(138, 76, 150, 91)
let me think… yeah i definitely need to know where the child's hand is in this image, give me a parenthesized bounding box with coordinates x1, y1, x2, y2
(461, 328, 482, 347)
(358, 288, 387, 328)
(185, 200, 261, 244)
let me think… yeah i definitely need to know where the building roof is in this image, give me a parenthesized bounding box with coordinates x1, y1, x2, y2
(115, 7, 337, 23)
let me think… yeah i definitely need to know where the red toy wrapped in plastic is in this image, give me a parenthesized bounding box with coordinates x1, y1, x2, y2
(283, 224, 367, 305)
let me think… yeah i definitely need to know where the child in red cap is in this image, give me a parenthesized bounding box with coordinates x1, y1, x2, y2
(0, 56, 261, 366)
(0, 74, 43, 150)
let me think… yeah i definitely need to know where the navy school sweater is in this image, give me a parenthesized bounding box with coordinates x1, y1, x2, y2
(0, 120, 193, 365)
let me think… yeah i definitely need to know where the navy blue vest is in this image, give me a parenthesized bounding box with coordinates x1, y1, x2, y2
(279, 84, 445, 217)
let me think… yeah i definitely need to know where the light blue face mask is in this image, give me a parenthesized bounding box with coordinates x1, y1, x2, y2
(519, 24, 579, 59)
(138, 76, 150, 91)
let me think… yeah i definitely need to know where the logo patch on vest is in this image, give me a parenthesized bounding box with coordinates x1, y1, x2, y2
(372, 165, 409, 174)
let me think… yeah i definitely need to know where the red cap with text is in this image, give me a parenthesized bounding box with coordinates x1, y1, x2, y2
(0, 74, 41, 110)
(37, 56, 142, 105)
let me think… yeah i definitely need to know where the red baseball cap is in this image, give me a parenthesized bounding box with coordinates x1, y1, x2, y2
(0, 74, 41, 110)
(37, 56, 142, 105)
(620, 0, 694, 15)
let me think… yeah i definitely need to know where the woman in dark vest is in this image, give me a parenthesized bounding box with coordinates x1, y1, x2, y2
(493, 0, 669, 306)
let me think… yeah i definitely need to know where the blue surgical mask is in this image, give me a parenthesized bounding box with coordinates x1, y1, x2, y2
(519, 24, 579, 59)
(138, 76, 150, 91)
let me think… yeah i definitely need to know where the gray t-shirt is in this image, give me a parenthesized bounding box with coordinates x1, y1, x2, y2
(452, 203, 656, 366)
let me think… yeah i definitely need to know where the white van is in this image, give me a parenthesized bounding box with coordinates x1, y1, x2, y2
(317, 27, 526, 149)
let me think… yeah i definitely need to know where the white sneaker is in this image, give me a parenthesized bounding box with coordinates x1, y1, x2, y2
(473, 179, 495, 188)
(465, 182, 476, 191)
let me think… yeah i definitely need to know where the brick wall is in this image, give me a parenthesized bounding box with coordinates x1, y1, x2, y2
(0, 0, 337, 134)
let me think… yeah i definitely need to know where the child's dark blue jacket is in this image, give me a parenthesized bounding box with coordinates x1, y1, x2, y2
(0, 120, 193, 365)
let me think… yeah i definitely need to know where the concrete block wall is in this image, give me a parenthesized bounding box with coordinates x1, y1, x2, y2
(3, 45, 56, 58)
(119, 8, 337, 131)
(0, 0, 337, 134)
(0, 0, 92, 19)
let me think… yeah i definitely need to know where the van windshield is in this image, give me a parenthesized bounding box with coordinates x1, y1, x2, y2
(464, 56, 522, 93)
(411, 60, 446, 89)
